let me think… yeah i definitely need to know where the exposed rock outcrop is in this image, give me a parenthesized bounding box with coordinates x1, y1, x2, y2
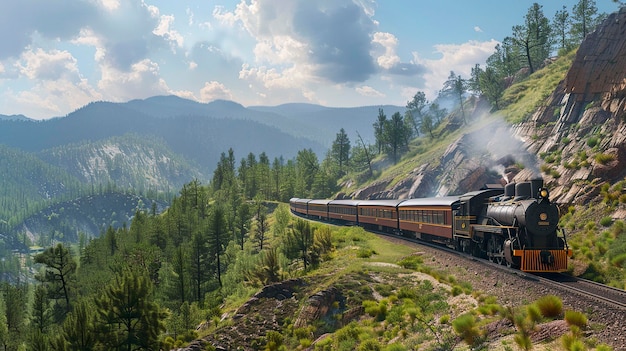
(514, 7, 626, 204)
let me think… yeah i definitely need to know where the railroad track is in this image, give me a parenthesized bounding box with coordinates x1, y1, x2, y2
(295, 213, 626, 310)
(370, 228, 626, 310)
(534, 273, 626, 310)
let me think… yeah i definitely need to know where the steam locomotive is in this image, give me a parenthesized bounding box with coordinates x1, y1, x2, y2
(290, 179, 572, 273)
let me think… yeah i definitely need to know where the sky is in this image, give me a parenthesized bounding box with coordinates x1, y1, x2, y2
(0, 0, 621, 120)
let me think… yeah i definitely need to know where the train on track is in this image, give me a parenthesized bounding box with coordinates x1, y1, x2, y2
(290, 178, 572, 273)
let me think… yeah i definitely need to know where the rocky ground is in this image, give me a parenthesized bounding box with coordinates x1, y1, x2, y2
(394, 237, 626, 351)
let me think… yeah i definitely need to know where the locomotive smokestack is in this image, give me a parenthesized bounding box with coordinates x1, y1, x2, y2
(503, 182, 515, 200)
(530, 178, 543, 199)
(514, 182, 531, 200)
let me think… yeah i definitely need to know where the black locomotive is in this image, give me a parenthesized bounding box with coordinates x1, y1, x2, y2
(290, 178, 571, 273)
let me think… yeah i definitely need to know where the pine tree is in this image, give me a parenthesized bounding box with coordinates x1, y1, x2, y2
(61, 301, 96, 351)
(331, 128, 351, 176)
(34, 243, 77, 318)
(94, 270, 166, 351)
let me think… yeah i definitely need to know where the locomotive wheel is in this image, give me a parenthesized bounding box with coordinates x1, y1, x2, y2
(487, 236, 505, 265)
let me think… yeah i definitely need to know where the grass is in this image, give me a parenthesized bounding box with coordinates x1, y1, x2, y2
(500, 49, 577, 124)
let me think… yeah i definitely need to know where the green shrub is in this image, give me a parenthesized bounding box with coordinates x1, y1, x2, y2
(396, 255, 422, 270)
(264, 330, 284, 351)
(383, 344, 407, 351)
(526, 304, 542, 323)
(599, 216, 613, 227)
(451, 285, 463, 296)
(374, 284, 395, 297)
(595, 153, 615, 165)
(357, 248, 374, 258)
(363, 300, 387, 321)
(452, 313, 481, 348)
(610, 253, 626, 268)
(358, 339, 382, 351)
(564, 310, 587, 329)
(439, 314, 450, 324)
(534, 295, 563, 318)
(587, 136, 599, 147)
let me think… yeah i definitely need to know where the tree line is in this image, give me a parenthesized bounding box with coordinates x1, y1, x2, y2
(471, 0, 606, 110)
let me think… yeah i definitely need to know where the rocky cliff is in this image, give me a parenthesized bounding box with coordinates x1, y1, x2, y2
(514, 7, 626, 204)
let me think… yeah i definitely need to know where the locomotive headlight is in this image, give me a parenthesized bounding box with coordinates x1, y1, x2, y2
(539, 188, 549, 199)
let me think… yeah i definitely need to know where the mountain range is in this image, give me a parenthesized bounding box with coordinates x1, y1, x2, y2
(0, 97, 404, 245)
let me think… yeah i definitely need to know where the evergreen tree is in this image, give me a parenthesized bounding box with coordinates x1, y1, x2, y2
(373, 108, 387, 154)
(284, 219, 314, 271)
(209, 205, 227, 287)
(486, 37, 522, 79)
(34, 243, 77, 319)
(384, 111, 411, 164)
(295, 149, 319, 197)
(2, 283, 27, 350)
(31, 285, 52, 334)
(235, 201, 252, 250)
(479, 66, 507, 110)
(171, 245, 190, 304)
(94, 270, 166, 351)
(405, 91, 428, 136)
(512, 3, 552, 74)
(331, 128, 351, 176)
(571, 0, 600, 43)
(189, 230, 211, 303)
(253, 200, 269, 251)
(552, 5, 572, 52)
(441, 71, 468, 124)
(61, 301, 96, 351)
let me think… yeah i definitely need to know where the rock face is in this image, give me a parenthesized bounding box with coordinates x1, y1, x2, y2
(513, 7, 626, 204)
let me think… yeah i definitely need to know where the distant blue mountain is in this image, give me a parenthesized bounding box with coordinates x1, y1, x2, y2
(0, 114, 33, 121)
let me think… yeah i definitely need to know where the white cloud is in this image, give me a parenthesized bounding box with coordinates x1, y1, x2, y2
(98, 59, 169, 101)
(153, 14, 184, 49)
(413, 39, 498, 100)
(356, 85, 385, 98)
(17, 48, 79, 80)
(474, 26, 483, 32)
(97, 0, 120, 11)
(199, 80, 232, 102)
(372, 32, 400, 70)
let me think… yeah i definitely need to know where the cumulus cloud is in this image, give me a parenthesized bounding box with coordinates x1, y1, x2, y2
(200, 81, 233, 102)
(98, 59, 170, 101)
(372, 32, 400, 70)
(153, 14, 184, 49)
(413, 39, 498, 99)
(18, 49, 79, 80)
(356, 85, 385, 98)
(474, 26, 483, 32)
(291, 1, 377, 83)
(216, 0, 380, 87)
